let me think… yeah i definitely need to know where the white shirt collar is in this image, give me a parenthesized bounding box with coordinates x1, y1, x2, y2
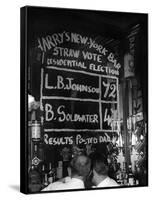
(97, 176, 119, 187)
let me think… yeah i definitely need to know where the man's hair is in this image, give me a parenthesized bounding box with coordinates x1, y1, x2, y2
(92, 153, 108, 176)
(70, 155, 91, 177)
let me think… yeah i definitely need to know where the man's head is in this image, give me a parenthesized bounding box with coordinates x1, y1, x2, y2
(70, 155, 91, 180)
(91, 153, 109, 185)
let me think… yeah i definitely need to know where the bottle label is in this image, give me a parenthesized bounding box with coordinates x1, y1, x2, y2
(48, 176, 53, 183)
(31, 123, 41, 140)
(49, 163, 52, 170)
(32, 156, 41, 166)
(57, 167, 63, 179)
(129, 177, 134, 185)
(44, 174, 48, 186)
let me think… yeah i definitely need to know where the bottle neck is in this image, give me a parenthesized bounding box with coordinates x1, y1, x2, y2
(49, 163, 52, 170)
(42, 165, 45, 172)
(31, 110, 36, 121)
(34, 144, 38, 152)
(31, 165, 35, 170)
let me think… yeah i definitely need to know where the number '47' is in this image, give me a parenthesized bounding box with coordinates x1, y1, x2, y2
(104, 108, 117, 127)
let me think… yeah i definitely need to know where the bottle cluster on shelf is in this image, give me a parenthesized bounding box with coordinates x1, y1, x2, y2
(28, 159, 67, 192)
(28, 112, 146, 191)
(116, 146, 140, 186)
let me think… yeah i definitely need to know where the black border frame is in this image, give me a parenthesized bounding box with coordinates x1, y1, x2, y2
(20, 6, 148, 194)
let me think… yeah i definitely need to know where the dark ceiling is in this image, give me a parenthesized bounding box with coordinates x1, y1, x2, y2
(27, 6, 147, 39)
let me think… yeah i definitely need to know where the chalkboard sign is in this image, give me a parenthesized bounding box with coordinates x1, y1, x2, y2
(39, 31, 120, 145)
(21, 6, 148, 194)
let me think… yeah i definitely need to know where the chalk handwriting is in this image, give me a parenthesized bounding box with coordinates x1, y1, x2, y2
(88, 38, 108, 56)
(102, 81, 116, 98)
(45, 74, 100, 94)
(43, 133, 114, 146)
(107, 53, 121, 69)
(47, 58, 119, 76)
(45, 104, 54, 121)
(53, 47, 80, 58)
(37, 31, 121, 70)
(89, 64, 119, 76)
(76, 134, 98, 145)
(104, 108, 118, 127)
(44, 104, 99, 124)
(99, 133, 111, 143)
(47, 58, 87, 69)
(38, 32, 89, 52)
(70, 33, 88, 44)
(44, 134, 73, 145)
(82, 51, 103, 62)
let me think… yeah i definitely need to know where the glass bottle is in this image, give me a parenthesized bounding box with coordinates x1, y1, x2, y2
(56, 161, 63, 179)
(31, 120, 41, 142)
(128, 164, 134, 186)
(28, 165, 42, 192)
(117, 148, 125, 170)
(32, 143, 41, 166)
(41, 164, 49, 187)
(48, 162, 53, 184)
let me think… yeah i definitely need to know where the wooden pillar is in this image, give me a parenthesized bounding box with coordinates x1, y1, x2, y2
(122, 79, 130, 172)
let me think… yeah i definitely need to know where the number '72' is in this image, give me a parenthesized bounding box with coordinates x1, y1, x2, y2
(102, 81, 116, 98)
